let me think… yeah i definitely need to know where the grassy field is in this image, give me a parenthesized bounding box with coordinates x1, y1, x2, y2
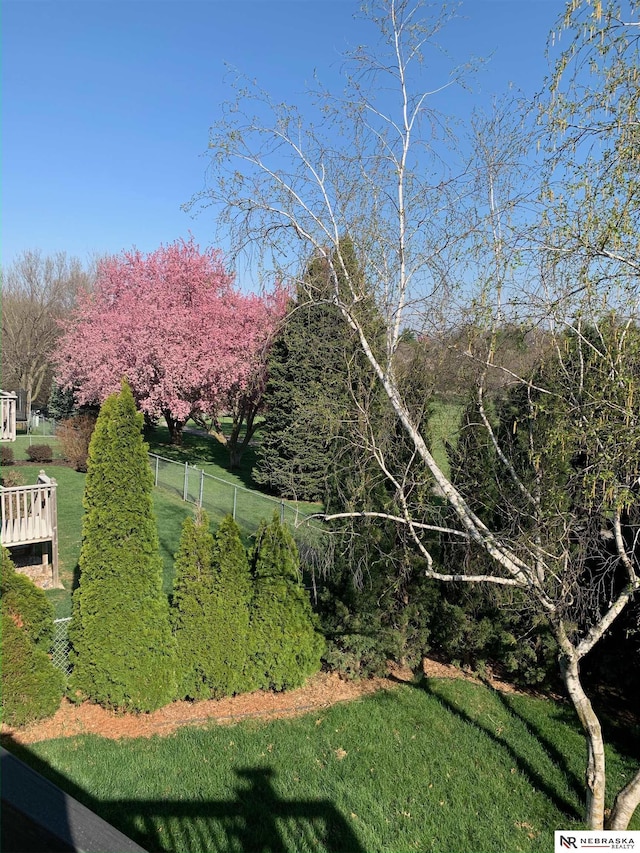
(429, 401, 462, 479)
(4, 459, 319, 619)
(5, 679, 638, 852)
(6, 434, 66, 462)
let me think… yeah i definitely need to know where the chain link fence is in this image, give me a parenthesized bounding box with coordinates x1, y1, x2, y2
(51, 617, 72, 676)
(149, 453, 315, 532)
(149, 452, 334, 581)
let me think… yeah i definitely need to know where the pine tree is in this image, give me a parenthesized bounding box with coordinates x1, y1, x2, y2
(172, 512, 252, 699)
(47, 382, 77, 421)
(254, 238, 377, 502)
(248, 514, 324, 691)
(68, 381, 176, 712)
(1, 547, 64, 726)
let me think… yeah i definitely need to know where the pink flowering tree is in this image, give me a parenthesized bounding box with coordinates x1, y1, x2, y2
(55, 239, 285, 458)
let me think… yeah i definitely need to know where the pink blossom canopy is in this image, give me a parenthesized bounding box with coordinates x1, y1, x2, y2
(55, 239, 285, 425)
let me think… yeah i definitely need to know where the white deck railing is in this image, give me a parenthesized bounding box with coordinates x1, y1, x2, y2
(1, 471, 59, 586)
(1, 391, 17, 442)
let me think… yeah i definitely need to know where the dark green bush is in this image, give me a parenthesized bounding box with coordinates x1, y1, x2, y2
(172, 513, 252, 699)
(1, 445, 14, 465)
(25, 444, 53, 463)
(1, 547, 56, 646)
(248, 515, 324, 691)
(69, 381, 176, 712)
(172, 511, 216, 700)
(1, 548, 64, 727)
(209, 515, 253, 695)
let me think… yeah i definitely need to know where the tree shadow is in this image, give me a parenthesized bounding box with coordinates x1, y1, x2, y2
(2, 739, 364, 853)
(146, 426, 260, 492)
(411, 676, 583, 820)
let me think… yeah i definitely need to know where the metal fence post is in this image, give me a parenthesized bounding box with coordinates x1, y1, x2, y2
(183, 462, 189, 502)
(199, 469, 204, 508)
(154, 455, 159, 487)
(280, 501, 285, 523)
(233, 486, 237, 520)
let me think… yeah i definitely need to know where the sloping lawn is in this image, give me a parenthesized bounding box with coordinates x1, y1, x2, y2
(6, 680, 639, 853)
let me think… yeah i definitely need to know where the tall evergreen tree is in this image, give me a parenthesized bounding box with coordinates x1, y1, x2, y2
(68, 381, 176, 712)
(172, 512, 252, 699)
(210, 515, 253, 694)
(248, 514, 324, 691)
(171, 510, 216, 700)
(255, 238, 378, 502)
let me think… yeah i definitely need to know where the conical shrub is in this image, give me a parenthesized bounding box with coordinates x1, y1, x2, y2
(172, 512, 252, 699)
(68, 381, 176, 711)
(248, 514, 324, 691)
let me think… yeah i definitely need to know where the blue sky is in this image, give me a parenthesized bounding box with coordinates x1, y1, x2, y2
(3, 0, 563, 278)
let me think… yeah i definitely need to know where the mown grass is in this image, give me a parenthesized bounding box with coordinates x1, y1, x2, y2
(5, 679, 638, 852)
(7, 434, 65, 462)
(146, 424, 260, 491)
(148, 426, 322, 512)
(429, 400, 462, 479)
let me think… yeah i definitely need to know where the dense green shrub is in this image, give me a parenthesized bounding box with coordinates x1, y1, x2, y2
(69, 381, 176, 712)
(209, 515, 253, 694)
(171, 511, 216, 699)
(1, 445, 14, 465)
(317, 521, 437, 678)
(172, 513, 252, 699)
(1, 548, 56, 646)
(25, 444, 53, 463)
(248, 515, 324, 691)
(1, 548, 64, 727)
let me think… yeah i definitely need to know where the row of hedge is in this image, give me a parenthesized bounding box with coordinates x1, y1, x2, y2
(1, 382, 324, 725)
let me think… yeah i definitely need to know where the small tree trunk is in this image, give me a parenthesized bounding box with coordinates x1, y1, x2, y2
(559, 650, 607, 830)
(228, 443, 242, 470)
(607, 768, 640, 830)
(163, 412, 184, 446)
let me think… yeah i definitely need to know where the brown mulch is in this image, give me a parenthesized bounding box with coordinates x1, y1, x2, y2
(2, 659, 532, 746)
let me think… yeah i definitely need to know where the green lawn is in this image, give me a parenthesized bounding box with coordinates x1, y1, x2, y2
(146, 423, 261, 491)
(429, 400, 462, 479)
(5, 679, 638, 852)
(7, 435, 65, 462)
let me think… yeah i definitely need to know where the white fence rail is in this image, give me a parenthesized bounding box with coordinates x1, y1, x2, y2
(0, 471, 59, 586)
(0, 472, 57, 546)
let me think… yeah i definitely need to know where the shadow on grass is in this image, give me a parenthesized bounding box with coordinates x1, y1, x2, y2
(2, 738, 364, 853)
(145, 427, 260, 492)
(411, 677, 583, 821)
